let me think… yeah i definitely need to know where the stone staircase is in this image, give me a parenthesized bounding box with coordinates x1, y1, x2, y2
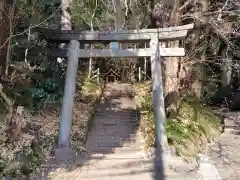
(31, 83, 199, 180)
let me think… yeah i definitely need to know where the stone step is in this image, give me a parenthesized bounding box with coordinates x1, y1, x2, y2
(32, 167, 197, 180)
(146, 149, 198, 172)
(114, 146, 143, 153)
(87, 142, 138, 149)
(90, 131, 141, 139)
(99, 120, 138, 123)
(57, 157, 197, 180)
(95, 109, 138, 113)
(94, 122, 139, 127)
(95, 110, 138, 115)
(96, 109, 138, 113)
(76, 151, 151, 166)
(91, 130, 142, 138)
(93, 123, 139, 129)
(89, 150, 149, 160)
(86, 143, 142, 153)
(94, 116, 139, 120)
(91, 131, 138, 136)
(87, 135, 137, 142)
(85, 145, 143, 154)
(94, 124, 139, 130)
(67, 163, 153, 180)
(86, 142, 121, 149)
(84, 147, 116, 154)
(94, 120, 139, 125)
(94, 115, 139, 121)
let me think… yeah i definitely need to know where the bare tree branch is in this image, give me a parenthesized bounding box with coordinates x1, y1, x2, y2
(179, 0, 196, 12)
(0, 5, 61, 50)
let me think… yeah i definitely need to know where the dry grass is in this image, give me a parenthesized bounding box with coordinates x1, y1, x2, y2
(0, 79, 103, 178)
(29, 79, 102, 155)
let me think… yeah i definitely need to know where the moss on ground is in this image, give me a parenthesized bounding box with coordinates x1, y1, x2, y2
(135, 82, 221, 161)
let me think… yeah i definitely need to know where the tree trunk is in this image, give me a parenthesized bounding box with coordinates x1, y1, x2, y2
(0, 1, 12, 77)
(163, 0, 181, 118)
(61, 0, 72, 31)
(149, 0, 182, 118)
(60, 0, 72, 69)
(222, 50, 232, 87)
(88, 0, 99, 79)
(191, 0, 209, 99)
(164, 44, 181, 118)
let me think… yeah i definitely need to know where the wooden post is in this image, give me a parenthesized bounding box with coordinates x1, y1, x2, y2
(88, 56, 92, 79)
(97, 68, 100, 84)
(144, 42, 147, 80)
(58, 40, 79, 148)
(150, 38, 168, 176)
(138, 67, 141, 81)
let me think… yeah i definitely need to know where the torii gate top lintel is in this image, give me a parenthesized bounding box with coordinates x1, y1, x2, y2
(37, 23, 194, 42)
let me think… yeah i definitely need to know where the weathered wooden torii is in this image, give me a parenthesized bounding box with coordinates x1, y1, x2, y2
(37, 24, 193, 163)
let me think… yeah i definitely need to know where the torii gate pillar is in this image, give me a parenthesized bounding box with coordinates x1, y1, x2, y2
(56, 40, 79, 161)
(150, 38, 169, 177)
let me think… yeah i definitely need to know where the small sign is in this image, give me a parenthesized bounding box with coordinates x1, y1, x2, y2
(110, 42, 119, 49)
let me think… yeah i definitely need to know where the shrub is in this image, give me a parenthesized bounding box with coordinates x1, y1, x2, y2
(138, 86, 221, 161)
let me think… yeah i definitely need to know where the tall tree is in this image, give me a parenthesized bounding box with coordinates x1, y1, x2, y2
(164, 0, 182, 118)
(149, 0, 182, 118)
(0, 0, 14, 77)
(190, 0, 210, 99)
(61, 0, 72, 30)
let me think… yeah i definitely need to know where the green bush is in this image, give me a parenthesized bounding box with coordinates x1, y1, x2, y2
(6, 62, 67, 110)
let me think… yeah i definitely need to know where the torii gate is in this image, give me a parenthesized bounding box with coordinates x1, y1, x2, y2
(37, 24, 193, 171)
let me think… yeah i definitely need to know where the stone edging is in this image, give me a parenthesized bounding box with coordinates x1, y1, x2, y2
(82, 88, 105, 145)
